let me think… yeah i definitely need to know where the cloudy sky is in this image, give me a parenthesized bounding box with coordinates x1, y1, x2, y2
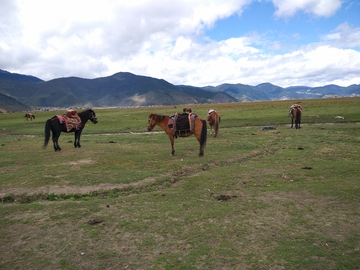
(1, 0, 360, 87)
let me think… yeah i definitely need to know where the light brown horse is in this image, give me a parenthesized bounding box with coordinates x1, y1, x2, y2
(147, 113, 207, 156)
(207, 110, 221, 137)
(24, 113, 35, 121)
(290, 106, 302, 129)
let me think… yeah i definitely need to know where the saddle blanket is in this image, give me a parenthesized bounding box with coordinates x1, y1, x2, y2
(168, 113, 197, 135)
(56, 112, 82, 132)
(289, 104, 303, 116)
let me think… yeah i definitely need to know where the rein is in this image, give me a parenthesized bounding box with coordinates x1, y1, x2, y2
(89, 112, 97, 123)
(147, 116, 155, 130)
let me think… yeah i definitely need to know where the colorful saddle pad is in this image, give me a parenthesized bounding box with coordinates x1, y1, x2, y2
(56, 113, 82, 132)
(168, 113, 197, 135)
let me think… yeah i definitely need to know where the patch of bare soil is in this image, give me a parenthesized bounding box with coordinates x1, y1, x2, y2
(0, 177, 157, 198)
(0, 157, 163, 199)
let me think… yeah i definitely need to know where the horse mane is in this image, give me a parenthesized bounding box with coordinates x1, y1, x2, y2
(77, 109, 94, 116)
(150, 113, 166, 122)
(80, 108, 92, 113)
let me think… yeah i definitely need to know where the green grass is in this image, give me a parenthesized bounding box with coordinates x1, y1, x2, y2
(0, 97, 359, 269)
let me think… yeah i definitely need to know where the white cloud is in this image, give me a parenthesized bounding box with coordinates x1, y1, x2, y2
(0, 0, 359, 88)
(322, 23, 360, 48)
(271, 0, 342, 18)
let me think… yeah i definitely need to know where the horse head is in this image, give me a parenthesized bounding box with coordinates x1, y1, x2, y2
(88, 109, 98, 124)
(147, 114, 157, 131)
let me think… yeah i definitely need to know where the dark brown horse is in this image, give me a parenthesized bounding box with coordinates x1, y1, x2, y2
(43, 109, 98, 151)
(24, 113, 35, 121)
(147, 113, 207, 156)
(207, 110, 221, 137)
(290, 106, 302, 129)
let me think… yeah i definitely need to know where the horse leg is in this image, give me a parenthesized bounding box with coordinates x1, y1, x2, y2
(74, 130, 82, 148)
(291, 118, 294, 128)
(74, 132, 78, 148)
(169, 135, 175, 155)
(194, 134, 202, 156)
(52, 132, 61, 151)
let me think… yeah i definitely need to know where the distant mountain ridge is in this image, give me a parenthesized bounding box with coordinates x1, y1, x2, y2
(0, 69, 359, 111)
(0, 69, 43, 83)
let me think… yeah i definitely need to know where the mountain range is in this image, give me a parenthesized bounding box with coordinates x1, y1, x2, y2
(0, 69, 359, 112)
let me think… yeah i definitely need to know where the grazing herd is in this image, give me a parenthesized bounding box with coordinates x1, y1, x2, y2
(23, 104, 302, 155)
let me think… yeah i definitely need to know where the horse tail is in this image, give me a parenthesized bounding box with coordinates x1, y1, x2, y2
(295, 108, 302, 128)
(200, 119, 207, 147)
(43, 119, 51, 148)
(214, 114, 220, 134)
(296, 109, 301, 123)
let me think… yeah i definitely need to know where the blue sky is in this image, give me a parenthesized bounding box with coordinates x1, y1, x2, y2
(206, 1, 360, 51)
(1, 0, 360, 87)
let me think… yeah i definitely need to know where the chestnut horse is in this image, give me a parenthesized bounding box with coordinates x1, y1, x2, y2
(147, 113, 207, 156)
(43, 109, 98, 151)
(207, 110, 221, 137)
(24, 113, 35, 121)
(290, 106, 302, 129)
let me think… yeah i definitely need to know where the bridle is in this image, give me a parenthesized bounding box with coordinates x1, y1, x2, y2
(147, 116, 155, 131)
(89, 111, 98, 123)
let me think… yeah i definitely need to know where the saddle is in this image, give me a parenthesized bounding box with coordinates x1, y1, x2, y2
(168, 113, 197, 136)
(56, 110, 82, 132)
(289, 104, 303, 116)
(207, 110, 216, 124)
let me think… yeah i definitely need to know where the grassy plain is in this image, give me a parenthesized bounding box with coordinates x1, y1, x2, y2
(0, 97, 359, 269)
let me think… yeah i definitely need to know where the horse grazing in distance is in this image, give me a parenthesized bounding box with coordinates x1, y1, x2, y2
(24, 113, 35, 121)
(43, 109, 98, 151)
(289, 105, 302, 129)
(147, 113, 207, 157)
(207, 109, 221, 137)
